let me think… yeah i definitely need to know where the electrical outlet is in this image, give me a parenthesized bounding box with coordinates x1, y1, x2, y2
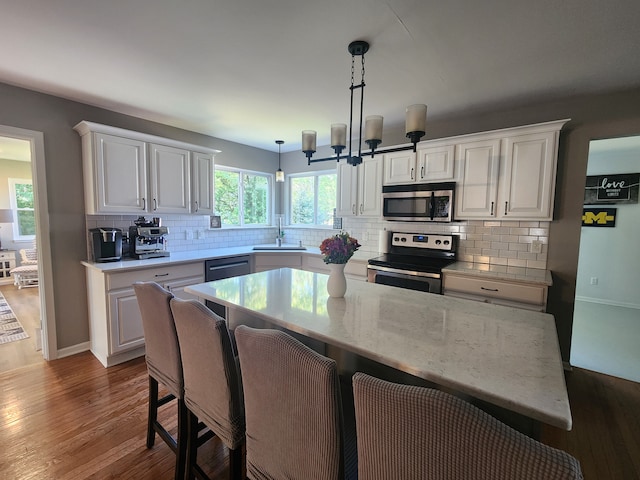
(531, 240, 543, 254)
(590, 277, 598, 285)
(185, 230, 193, 240)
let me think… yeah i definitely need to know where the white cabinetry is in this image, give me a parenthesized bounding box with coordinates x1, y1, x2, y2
(85, 261, 204, 367)
(191, 151, 215, 214)
(455, 119, 568, 221)
(0, 250, 16, 285)
(336, 155, 383, 217)
(443, 272, 548, 312)
(383, 142, 455, 185)
(253, 253, 303, 273)
(149, 143, 191, 214)
(75, 121, 219, 215)
(455, 139, 501, 218)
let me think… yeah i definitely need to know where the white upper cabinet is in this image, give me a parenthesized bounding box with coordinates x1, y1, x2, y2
(149, 143, 191, 214)
(336, 154, 383, 217)
(89, 133, 148, 214)
(191, 151, 215, 215)
(383, 150, 416, 184)
(455, 119, 568, 221)
(455, 138, 501, 219)
(500, 131, 558, 219)
(75, 121, 219, 215)
(383, 142, 455, 185)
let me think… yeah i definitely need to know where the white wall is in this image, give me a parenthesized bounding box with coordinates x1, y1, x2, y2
(575, 136, 640, 308)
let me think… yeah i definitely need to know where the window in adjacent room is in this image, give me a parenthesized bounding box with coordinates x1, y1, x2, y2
(214, 166, 271, 226)
(9, 178, 36, 241)
(289, 171, 336, 226)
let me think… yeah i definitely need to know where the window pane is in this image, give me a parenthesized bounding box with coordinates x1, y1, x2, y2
(15, 183, 34, 209)
(291, 177, 315, 224)
(317, 174, 337, 225)
(243, 174, 268, 225)
(214, 170, 240, 225)
(17, 211, 36, 236)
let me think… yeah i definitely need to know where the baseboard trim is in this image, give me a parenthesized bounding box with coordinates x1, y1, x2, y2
(57, 341, 90, 359)
(574, 296, 640, 310)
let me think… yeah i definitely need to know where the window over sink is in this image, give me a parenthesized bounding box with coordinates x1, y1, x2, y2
(214, 166, 271, 227)
(288, 170, 336, 227)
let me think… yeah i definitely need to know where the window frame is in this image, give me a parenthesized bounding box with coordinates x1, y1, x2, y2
(213, 165, 274, 228)
(8, 177, 36, 242)
(287, 169, 337, 228)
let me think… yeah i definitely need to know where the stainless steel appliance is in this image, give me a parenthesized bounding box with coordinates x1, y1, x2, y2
(367, 232, 457, 294)
(204, 255, 252, 318)
(89, 227, 123, 262)
(129, 226, 170, 259)
(382, 181, 455, 222)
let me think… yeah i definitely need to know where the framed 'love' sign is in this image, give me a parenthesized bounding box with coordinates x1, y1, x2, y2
(584, 173, 639, 204)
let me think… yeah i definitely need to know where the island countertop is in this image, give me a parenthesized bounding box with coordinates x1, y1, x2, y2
(185, 268, 572, 431)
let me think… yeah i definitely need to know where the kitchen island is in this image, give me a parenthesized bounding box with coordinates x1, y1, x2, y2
(185, 268, 572, 432)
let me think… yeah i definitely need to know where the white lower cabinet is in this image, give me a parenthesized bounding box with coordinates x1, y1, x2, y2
(85, 261, 204, 367)
(442, 272, 548, 312)
(253, 253, 303, 272)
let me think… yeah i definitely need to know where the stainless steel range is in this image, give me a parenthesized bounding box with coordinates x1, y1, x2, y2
(367, 232, 457, 294)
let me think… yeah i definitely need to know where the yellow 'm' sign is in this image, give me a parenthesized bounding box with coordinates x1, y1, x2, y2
(582, 208, 616, 227)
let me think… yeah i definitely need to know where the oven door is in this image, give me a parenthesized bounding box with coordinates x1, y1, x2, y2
(368, 266, 442, 294)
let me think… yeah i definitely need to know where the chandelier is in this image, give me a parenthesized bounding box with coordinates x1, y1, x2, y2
(302, 40, 427, 166)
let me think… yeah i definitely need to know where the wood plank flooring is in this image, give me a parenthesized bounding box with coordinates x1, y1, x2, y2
(0, 350, 638, 479)
(0, 285, 43, 373)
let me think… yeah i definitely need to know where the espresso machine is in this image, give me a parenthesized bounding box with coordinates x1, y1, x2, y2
(128, 217, 170, 259)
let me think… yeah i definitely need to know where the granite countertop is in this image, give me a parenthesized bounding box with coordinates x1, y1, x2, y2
(442, 262, 553, 286)
(185, 268, 571, 430)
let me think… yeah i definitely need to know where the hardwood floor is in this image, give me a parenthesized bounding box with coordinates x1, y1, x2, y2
(0, 284, 43, 373)
(0, 350, 638, 479)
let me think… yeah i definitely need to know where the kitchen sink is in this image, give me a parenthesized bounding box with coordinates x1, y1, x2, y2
(252, 244, 307, 251)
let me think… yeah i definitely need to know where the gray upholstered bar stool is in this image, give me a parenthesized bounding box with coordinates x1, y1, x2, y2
(170, 298, 245, 480)
(352, 372, 583, 480)
(133, 281, 188, 480)
(235, 325, 354, 480)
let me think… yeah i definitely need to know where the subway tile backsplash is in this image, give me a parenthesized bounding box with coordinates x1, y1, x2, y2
(85, 214, 549, 270)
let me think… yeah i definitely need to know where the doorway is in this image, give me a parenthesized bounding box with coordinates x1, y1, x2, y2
(570, 135, 640, 382)
(0, 125, 56, 368)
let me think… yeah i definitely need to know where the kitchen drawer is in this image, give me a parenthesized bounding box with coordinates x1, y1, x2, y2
(443, 274, 546, 306)
(106, 262, 203, 290)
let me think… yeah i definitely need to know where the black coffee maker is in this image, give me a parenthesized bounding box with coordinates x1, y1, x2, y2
(89, 227, 123, 262)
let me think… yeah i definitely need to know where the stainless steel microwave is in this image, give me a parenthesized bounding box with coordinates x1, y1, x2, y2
(382, 182, 455, 222)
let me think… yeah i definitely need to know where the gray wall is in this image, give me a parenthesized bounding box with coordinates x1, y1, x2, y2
(2, 80, 640, 361)
(0, 81, 276, 349)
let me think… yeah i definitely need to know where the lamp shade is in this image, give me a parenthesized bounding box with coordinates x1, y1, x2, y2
(365, 115, 383, 142)
(302, 130, 317, 153)
(0, 209, 14, 223)
(405, 104, 427, 134)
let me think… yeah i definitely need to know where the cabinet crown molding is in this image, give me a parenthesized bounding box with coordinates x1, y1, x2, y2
(73, 120, 221, 155)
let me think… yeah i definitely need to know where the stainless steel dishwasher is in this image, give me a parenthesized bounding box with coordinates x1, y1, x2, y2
(204, 255, 252, 318)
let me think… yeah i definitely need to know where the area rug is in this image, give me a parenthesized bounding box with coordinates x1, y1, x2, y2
(0, 291, 29, 344)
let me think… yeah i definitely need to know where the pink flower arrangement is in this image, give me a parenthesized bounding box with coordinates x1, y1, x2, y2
(319, 232, 361, 264)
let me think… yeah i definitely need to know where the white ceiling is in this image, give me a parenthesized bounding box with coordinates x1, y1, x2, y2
(1, 0, 640, 154)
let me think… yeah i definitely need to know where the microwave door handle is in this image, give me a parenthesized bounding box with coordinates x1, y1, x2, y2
(429, 191, 435, 220)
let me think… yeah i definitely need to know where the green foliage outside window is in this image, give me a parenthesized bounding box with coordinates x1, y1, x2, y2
(12, 181, 36, 238)
(290, 172, 336, 226)
(214, 167, 270, 227)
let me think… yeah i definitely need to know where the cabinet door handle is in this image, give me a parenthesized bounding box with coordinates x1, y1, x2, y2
(504, 201, 508, 215)
(153, 198, 157, 211)
(154, 273, 170, 278)
(360, 204, 363, 214)
(194, 201, 199, 213)
(490, 201, 494, 216)
(481, 286, 499, 292)
(411, 168, 415, 180)
(420, 165, 425, 179)
(142, 197, 146, 210)
(352, 204, 356, 214)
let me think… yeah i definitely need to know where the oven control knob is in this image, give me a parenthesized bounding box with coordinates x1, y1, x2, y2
(444, 240, 450, 245)
(435, 240, 441, 245)
(400, 237, 407, 242)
